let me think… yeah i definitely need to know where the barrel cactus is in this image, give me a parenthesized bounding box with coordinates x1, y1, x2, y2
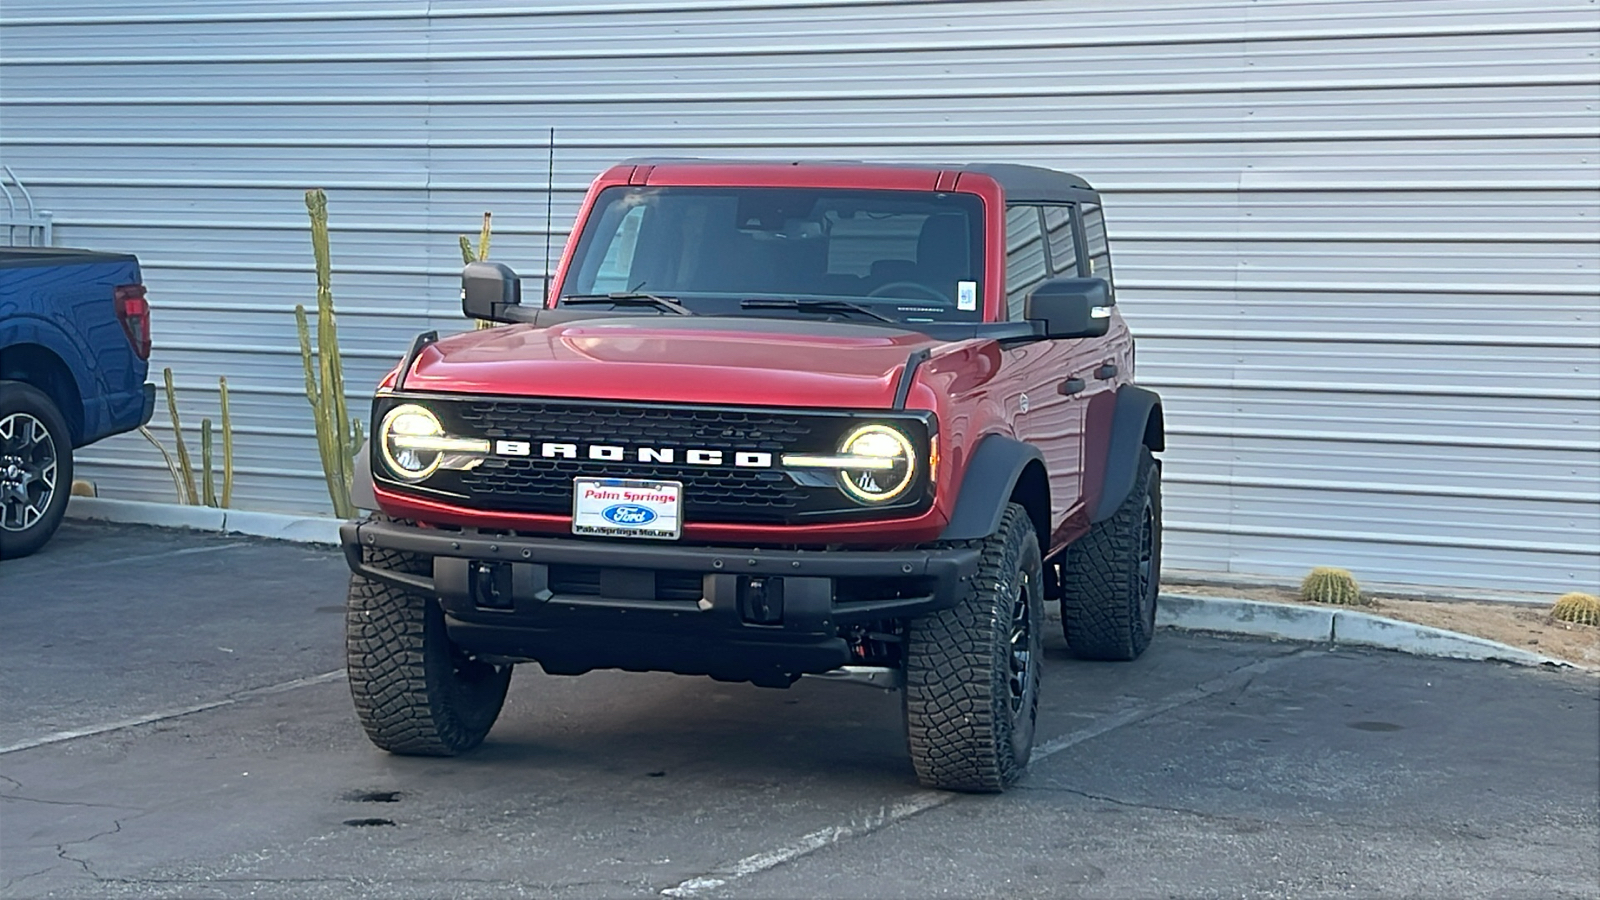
(1551, 592, 1600, 626)
(1300, 567, 1365, 606)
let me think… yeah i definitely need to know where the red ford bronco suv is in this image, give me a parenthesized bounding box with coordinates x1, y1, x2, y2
(341, 160, 1164, 792)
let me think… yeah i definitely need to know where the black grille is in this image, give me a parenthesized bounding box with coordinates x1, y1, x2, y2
(376, 396, 933, 525)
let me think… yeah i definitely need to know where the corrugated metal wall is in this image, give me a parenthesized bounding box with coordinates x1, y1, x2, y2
(2, 0, 1596, 593)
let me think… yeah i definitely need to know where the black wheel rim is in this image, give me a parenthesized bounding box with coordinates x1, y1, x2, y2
(1008, 570, 1035, 715)
(0, 412, 58, 533)
(1136, 499, 1156, 627)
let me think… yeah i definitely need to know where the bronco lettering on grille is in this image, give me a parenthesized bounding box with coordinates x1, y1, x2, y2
(493, 440, 773, 468)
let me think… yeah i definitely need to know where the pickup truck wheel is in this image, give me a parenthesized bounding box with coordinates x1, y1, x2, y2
(0, 381, 73, 560)
(345, 531, 512, 756)
(1061, 447, 1162, 661)
(903, 502, 1043, 793)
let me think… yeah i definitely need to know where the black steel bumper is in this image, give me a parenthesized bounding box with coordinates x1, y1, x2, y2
(340, 519, 980, 687)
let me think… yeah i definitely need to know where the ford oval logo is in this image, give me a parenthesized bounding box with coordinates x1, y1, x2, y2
(602, 504, 658, 526)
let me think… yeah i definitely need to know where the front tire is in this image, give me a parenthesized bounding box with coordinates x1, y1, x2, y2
(0, 381, 73, 560)
(345, 536, 512, 755)
(1061, 446, 1162, 661)
(903, 503, 1044, 793)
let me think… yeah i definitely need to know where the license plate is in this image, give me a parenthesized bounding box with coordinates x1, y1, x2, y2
(572, 478, 682, 540)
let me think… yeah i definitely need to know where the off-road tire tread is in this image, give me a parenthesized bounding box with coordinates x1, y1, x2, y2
(345, 530, 510, 756)
(1061, 447, 1160, 661)
(0, 380, 74, 560)
(904, 503, 1042, 793)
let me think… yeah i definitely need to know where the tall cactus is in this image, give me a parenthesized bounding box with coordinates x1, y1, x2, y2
(201, 419, 217, 508)
(219, 376, 234, 508)
(298, 188, 360, 519)
(150, 371, 234, 507)
(139, 425, 187, 505)
(162, 367, 198, 505)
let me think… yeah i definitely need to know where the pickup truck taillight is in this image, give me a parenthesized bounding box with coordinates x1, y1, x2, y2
(114, 284, 151, 360)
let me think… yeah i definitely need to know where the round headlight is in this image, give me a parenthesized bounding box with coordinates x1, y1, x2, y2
(838, 424, 916, 503)
(379, 404, 444, 481)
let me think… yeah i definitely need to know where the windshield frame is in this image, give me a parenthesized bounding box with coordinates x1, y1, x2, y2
(555, 184, 992, 327)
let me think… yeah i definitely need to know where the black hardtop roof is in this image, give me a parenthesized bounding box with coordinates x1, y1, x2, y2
(618, 158, 1097, 202)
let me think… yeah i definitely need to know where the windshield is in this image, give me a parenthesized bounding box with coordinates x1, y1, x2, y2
(563, 186, 987, 323)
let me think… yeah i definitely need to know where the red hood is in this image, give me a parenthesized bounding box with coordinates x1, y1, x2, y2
(400, 317, 950, 409)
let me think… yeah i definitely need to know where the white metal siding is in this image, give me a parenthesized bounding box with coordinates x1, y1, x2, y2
(2, 0, 1595, 593)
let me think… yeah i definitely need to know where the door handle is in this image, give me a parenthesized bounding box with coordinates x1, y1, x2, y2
(1094, 363, 1118, 380)
(1057, 377, 1086, 396)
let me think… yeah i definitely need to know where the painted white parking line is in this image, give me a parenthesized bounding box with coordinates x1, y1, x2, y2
(6, 541, 242, 578)
(659, 650, 1311, 898)
(0, 669, 347, 756)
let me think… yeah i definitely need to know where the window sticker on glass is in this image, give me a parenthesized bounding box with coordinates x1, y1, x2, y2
(957, 280, 978, 311)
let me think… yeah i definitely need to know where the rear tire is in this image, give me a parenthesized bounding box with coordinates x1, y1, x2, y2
(1061, 446, 1162, 661)
(0, 381, 73, 560)
(345, 531, 511, 755)
(903, 503, 1043, 792)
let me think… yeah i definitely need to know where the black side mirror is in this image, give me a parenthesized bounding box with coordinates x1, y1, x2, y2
(462, 261, 522, 323)
(1024, 277, 1112, 339)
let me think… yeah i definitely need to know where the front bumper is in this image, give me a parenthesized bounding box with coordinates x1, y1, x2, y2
(341, 519, 980, 687)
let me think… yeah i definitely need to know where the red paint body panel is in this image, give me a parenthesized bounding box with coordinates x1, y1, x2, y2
(403, 318, 952, 409)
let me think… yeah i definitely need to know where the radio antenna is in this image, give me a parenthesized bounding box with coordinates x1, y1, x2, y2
(543, 126, 555, 306)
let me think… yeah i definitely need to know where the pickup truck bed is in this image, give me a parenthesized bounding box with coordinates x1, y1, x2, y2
(1, 247, 154, 557)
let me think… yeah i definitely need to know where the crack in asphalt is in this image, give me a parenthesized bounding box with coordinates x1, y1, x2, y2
(57, 817, 123, 879)
(0, 866, 58, 892)
(1, 793, 144, 811)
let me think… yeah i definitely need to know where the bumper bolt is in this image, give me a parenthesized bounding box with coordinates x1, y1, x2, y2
(712, 560, 723, 569)
(489, 544, 499, 553)
(451, 541, 461, 550)
(902, 563, 913, 573)
(791, 561, 800, 568)
(521, 549, 531, 559)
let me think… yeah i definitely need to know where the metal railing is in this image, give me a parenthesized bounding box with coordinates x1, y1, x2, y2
(1, 166, 53, 247)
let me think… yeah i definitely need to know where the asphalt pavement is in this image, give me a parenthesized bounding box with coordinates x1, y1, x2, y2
(1, 522, 1596, 899)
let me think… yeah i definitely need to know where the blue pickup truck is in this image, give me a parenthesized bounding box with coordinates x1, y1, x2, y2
(0, 248, 155, 558)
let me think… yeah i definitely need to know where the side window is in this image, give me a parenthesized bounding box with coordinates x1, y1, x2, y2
(588, 204, 647, 293)
(1081, 202, 1112, 290)
(1043, 205, 1079, 275)
(1005, 205, 1048, 320)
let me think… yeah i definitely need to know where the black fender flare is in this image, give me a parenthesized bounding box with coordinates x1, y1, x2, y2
(1090, 385, 1164, 524)
(350, 439, 378, 511)
(938, 434, 1046, 542)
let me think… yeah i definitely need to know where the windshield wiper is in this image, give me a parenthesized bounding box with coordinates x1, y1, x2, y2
(562, 293, 694, 316)
(740, 298, 894, 323)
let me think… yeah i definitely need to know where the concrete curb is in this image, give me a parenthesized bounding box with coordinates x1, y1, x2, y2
(66, 496, 343, 546)
(62, 498, 1576, 670)
(1158, 593, 1574, 669)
